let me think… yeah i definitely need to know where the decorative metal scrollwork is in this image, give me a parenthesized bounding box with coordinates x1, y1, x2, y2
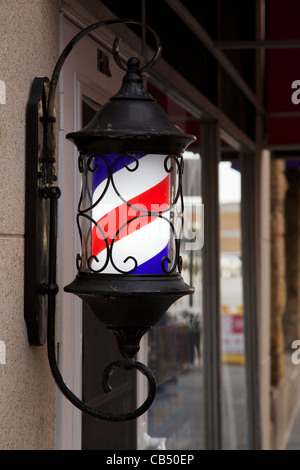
(76, 152, 184, 274)
(47, 300, 156, 421)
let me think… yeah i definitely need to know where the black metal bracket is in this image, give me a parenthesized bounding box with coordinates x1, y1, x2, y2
(24, 73, 158, 421)
(24, 77, 59, 346)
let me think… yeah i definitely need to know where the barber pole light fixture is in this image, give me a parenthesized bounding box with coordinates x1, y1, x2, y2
(88, 152, 172, 276)
(25, 19, 196, 421)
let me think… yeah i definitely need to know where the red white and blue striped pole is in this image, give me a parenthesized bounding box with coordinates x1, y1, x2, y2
(91, 153, 171, 274)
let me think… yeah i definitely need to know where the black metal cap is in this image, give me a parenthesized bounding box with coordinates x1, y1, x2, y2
(64, 273, 194, 328)
(66, 57, 196, 154)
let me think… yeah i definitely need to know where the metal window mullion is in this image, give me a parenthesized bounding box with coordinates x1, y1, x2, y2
(201, 121, 222, 450)
(240, 151, 262, 450)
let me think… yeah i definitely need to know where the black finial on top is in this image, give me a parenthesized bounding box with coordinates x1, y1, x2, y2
(127, 57, 140, 72)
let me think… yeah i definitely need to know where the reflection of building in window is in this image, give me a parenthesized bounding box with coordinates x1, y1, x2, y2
(270, 159, 300, 449)
(220, 202, 241, 254)
(220, 199, 243, 365)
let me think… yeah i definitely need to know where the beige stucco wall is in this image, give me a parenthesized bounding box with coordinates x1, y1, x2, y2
(0, 0, 60, 449)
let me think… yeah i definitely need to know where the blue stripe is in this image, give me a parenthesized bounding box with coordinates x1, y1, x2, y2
(131, 244, 169, 275)
(92, 153, 146, 193)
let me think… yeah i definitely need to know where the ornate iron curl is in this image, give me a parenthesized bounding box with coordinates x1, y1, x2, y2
(159, 215, 181, 274)
(108, 212, 182, 274)
(47, 298, 156, 422)
(163, 154, 183, 208)
(48, 19, 162, 120)
(75, 152, 185, 274)
(110, 153, 183, 215)
(109, 213, 145, 274)
(76, 212, 110, 273)
(78, 154, 111, 214)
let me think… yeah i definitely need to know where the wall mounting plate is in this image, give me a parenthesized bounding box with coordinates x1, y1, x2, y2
(24, 77, 51, 346)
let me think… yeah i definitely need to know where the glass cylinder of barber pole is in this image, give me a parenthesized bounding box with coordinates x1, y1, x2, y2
(77, 152, 182, 275)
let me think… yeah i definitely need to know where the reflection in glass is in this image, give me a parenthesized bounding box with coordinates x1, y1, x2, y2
(219, 161, 248, 449)
(148, 151, 204, 449)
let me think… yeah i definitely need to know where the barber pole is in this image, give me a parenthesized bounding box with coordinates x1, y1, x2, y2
(91, 153, 172, 274)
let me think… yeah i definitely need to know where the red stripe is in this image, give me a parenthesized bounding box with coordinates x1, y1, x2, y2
(92, 175, 170, 256)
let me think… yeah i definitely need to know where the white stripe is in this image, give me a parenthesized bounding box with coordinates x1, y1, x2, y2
(91, 217, 170, 274)
(92, 154, 168, 221)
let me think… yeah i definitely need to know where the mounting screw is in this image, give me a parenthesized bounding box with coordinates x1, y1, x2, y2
(40, 282, 59, 296)
(42, 186, 61, 199)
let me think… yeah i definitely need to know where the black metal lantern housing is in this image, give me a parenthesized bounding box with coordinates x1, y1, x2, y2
(25, 19, 196, 422)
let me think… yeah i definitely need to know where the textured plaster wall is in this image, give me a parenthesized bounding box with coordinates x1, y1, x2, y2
(0, 0, 60, 449)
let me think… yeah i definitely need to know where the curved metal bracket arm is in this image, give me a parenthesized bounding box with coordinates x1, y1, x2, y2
(25, 19, 161, 421)
(47, 18, 162, 120)
(47, 296, 156, 422)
